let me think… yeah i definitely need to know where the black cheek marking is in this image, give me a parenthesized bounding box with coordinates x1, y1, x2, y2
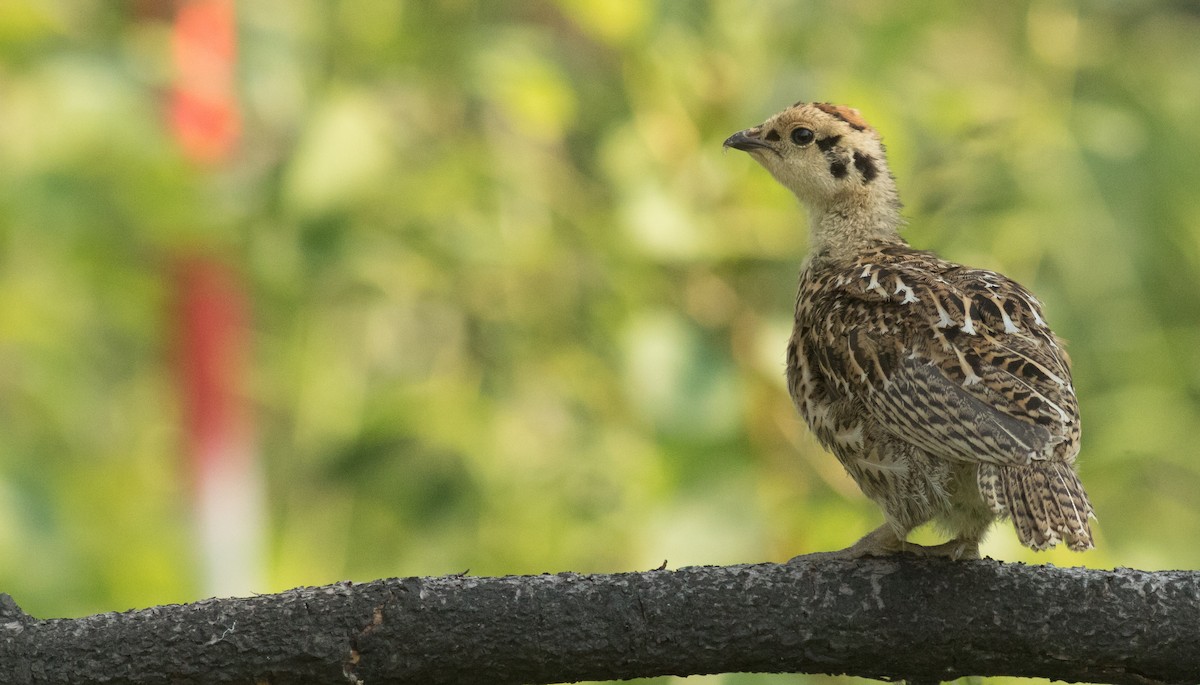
(816, 135, 841, 152)
(765, 129, 780, 142)
(829, 160, 848, 178)
(852, 151, 878, 183)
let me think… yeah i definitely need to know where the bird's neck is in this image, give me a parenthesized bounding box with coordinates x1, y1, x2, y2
(804, 182, 904, 261)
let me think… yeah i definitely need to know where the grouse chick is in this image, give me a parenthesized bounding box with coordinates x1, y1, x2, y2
(725, 102, 1094, 559)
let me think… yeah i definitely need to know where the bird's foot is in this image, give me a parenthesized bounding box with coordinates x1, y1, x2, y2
(787, 525, 906, 562)
(788, 527, 980, 563)
(906, 538, 980, 561)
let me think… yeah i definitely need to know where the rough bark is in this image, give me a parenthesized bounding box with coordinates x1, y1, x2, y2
(1, 558, 1197, 685)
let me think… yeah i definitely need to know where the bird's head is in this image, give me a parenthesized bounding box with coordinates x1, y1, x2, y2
(724, 102, 898, 222)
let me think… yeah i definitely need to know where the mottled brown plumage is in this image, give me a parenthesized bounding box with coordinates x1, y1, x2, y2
(725, 102, 1094, 558)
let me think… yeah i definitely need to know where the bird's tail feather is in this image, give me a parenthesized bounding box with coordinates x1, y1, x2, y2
(978, 462, 1094, 551)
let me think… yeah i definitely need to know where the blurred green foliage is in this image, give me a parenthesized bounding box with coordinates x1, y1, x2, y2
(1, 1, 1200, 683)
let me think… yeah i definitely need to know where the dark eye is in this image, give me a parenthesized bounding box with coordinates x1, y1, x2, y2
(790, 127, 815, 146)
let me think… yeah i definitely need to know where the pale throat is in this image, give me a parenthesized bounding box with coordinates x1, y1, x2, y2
(803, 182, 904, 259)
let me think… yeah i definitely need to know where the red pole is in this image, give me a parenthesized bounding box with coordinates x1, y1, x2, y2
(168, 0, 264, 597)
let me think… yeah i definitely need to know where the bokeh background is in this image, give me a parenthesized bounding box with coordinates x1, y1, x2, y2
(2, 1, 1199, 683)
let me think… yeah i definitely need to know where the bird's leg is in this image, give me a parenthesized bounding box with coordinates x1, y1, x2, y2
(787, 524, 908, 562)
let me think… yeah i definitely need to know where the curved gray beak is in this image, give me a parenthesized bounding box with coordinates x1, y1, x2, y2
(723, 130, 772, 152)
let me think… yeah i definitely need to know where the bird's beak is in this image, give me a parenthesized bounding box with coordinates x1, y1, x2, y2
(723, 129, 772, 152)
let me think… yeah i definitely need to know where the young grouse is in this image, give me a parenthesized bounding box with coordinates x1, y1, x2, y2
(725, 102, 1094, 559)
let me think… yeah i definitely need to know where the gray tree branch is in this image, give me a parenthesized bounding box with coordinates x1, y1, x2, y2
(1, 558, 1197, 685)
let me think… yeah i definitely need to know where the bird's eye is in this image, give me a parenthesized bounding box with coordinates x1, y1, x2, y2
(790, 127, 815, 146)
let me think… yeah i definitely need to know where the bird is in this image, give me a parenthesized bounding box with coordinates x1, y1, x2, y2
(724, 102, 1094, 559)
